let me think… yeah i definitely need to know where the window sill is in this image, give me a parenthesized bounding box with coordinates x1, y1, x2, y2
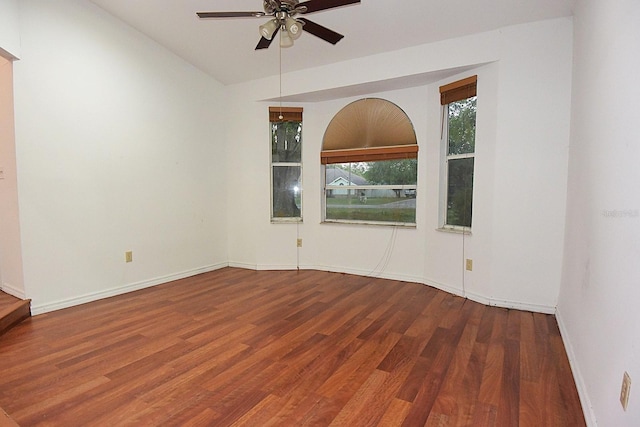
(436, 226, 472, 235)
(271, 218, 303, 224)
(322, 220, 416, 228)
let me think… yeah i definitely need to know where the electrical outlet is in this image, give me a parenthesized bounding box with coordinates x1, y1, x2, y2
(125, 251, 133, 263)
(621, 372, 632, 411)
(297, 238, 302, 248)
(465, 259, 473, 271)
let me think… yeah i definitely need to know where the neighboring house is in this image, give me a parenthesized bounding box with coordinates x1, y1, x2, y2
(325, 167, 368, 196)
(325, 167, 400, 198)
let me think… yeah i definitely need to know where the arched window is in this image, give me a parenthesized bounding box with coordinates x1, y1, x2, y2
(321, 98, 418, 225)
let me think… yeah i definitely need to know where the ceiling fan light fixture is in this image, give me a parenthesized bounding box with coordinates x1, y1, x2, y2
(280, 28, 294, 48)
(259, 18, 279, 40)
(285, 17, 303, 40)
(198, 0, 360, 50)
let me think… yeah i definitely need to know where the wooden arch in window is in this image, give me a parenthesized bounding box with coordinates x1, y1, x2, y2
(320, 98, 418, 165)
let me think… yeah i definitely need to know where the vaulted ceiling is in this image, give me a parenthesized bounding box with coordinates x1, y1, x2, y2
(88, 0, 575, 85)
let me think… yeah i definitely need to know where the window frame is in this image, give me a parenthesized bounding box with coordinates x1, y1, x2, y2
(270, 107, 303, 223)
(438, 76, 477, 232)
(323, 161, 418, 227)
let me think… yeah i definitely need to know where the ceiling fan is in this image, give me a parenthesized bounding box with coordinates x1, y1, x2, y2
(197, 0, 361, 50)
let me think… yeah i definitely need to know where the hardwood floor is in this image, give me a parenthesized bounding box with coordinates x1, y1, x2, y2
(0, 268, 585, 426)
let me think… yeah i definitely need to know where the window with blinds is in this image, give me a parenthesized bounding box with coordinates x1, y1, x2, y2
(439, 76, 477, 229)
(321, 98, 418, 226)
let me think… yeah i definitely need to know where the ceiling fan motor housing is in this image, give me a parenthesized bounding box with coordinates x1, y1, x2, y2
(264, 0, 305, 16)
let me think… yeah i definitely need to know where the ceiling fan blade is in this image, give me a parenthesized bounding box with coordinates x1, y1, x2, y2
(255, 27, 280, 50)
(197, 11, 266, 19)
(298, 18, 344, 44)
(298, 0, 360, 14)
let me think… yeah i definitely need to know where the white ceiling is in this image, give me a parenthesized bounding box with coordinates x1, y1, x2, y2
(88, 0, 575, 86)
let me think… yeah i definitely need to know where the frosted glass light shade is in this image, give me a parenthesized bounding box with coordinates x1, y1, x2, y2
(285, 17, 303, 40)
(259, 19, 279, 40)
(280, 29, 294, 48)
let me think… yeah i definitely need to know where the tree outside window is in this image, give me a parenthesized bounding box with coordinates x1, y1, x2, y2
(445, 96, 476, 227)
(439, 76, 477, 229)
(270, 108, 302, 221)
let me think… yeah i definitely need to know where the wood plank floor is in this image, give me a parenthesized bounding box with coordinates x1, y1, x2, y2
(0, 268, 585, 426)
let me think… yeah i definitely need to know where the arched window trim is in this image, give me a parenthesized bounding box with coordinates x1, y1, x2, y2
(321, 144, 418, 165)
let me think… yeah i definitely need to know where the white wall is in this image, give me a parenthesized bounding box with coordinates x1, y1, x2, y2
(227, 17, 573, 313)
(484, 19, 573, 310)
(0, 0, 20, 59)
(557, 0, 640, 425)
(12, 0, 229, 313)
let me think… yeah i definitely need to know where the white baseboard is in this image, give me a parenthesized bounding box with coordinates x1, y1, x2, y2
(240, 262, 427, 287)
(422, 277, 466, 298)
(31, 263, 228, 315)
(418, 277, 556, 313)
(228, 261, 258, 270)
(464, 290, 557, 314)
(238, 264, 557, 314)
(1, 282, 26, 300)
(555, 309, 598, 427)
(298, 263, 425, 285)
(29, 261, 558, 316)
(257, 263, 299, 271)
